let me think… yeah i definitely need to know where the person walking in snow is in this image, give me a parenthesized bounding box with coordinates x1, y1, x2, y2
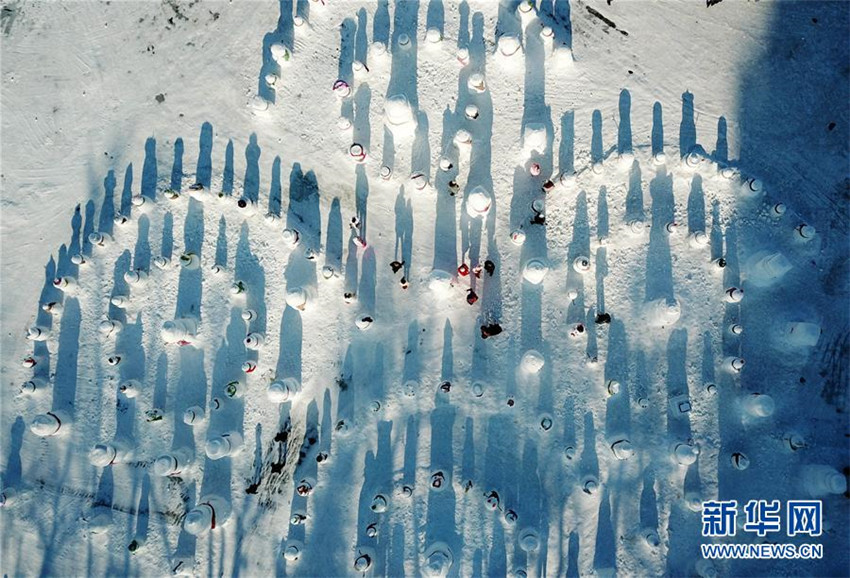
(480, 323, 502, 339)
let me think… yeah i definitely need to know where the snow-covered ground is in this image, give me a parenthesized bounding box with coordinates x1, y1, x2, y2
(1, 1, 848, 576)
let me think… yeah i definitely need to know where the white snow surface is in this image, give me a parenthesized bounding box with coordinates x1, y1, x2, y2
(1, 1, 848, 577)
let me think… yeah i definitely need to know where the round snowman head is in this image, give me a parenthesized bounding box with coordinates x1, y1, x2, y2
(282, 228, 300, 247)
(284, 544, 301, 561)
(454, 129, 472, 146)
(827, 473, 847, 494)
(656, 298, 682, 326)
(573, 256, 591, 273)
(111, 295, 129, 308)
(686, 151, 702, 168)
(730, 452, 750, 470)
(522, 259, 549, 285)
(153, 256, 171, 269)
(466, 186, 492, 218)
(286, 287, 307, 310)
(468, 73, 486, 93)
(726, 287, 744, 302)
(124, 271, 143, 284)
(498, 35, 521, 57)
(745, 393, 775, 417)
(410, 173, 428, 190)
(519, 529, 540, 553)
(423, 543, 453, 578)
(332, 79, 351, 98)
(184, 504, 214, 535)
(384, 94, 416, 133)
(674, 443, 699, 465)
(244, 333, 264, 350)
(611, 439, 634, 460)
(20, 380, 38, 394)
(268, 378, 299, 403)
(206, 438, 230, 460)
(644, 529, 661, 547)
(179, 252, 199, 269)
(796, 224, 816, 240)
(691, 231, 709, 246)
(370, 494, 388, 513)
(31, 413, 62, 437)
(90, 444, 118, 467)
(349, 143, 365, 160)
(403, 379, 419, 397)
(531, 198, 545, 214)
(521, 350, 545, 373)
(430, 471, 445, 490)
(423, 552, 451, 577)
(26, 327, 44, 340)
(786, 433, 805, 451)
(183, 407, 204, 425)
(0, 488, 15, 508)
(154, 455, 179, 477)
(161, 320, 186, 343)
(270, 43, 290, 65)
(354, 553, 372, 571)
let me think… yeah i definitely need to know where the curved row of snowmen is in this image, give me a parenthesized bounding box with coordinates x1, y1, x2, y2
(7, 174, 338, 543)
(14, 139, 841, 578)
